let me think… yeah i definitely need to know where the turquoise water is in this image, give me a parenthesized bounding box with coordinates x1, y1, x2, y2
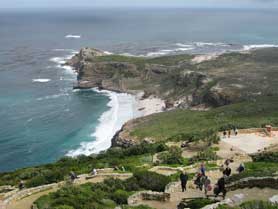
(1, 8, 278, 171)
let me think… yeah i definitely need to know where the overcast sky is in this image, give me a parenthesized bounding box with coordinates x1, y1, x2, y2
(1, 0, 278, 9)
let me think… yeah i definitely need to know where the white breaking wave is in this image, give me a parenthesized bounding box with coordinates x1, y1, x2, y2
(49, 50, 78, 75)
(32, 79, 51, 83)
(36, 93, 69, 101)
(66, 89, 141, 157)
(243, 44, 278, 51)
(65, 34, 81, 39)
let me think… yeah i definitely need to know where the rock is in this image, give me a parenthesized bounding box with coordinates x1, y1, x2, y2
(269, 195, 278, 204)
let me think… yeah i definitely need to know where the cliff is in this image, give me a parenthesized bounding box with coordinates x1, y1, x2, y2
(67, 47, 278, 147)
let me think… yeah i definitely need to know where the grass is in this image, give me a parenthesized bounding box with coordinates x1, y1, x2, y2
(228, 161, 278, 183)
(130, 96, 278, 142)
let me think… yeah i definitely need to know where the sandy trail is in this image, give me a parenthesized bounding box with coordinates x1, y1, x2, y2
(221, 131, 278, 154)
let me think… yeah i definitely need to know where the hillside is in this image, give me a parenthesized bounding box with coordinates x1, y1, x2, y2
(1, 48, 278, 209)
(68, 47, 278, 108)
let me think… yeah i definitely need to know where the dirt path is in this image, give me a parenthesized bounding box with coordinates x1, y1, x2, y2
(5, 173, 132, 209)
(221, 131, 278, 154)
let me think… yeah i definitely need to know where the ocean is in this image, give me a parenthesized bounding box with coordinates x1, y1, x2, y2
(1, 8, 278, 172)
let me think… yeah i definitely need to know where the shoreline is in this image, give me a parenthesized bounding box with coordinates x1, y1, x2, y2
(66, 88, 166, 157)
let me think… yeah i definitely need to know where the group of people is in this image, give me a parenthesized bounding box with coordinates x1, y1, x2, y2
(223, 127, 238, 138)
(179, 160, 245, 200)
(223, 128, 238, 138)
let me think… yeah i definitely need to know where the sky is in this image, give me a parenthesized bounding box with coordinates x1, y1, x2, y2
(1, 0, 278, 9)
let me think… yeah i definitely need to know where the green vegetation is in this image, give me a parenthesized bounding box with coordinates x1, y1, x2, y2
(217, 200, 278, 209)
(178, 198, 218, 209)
(251, 152, 278, 163)
(0, 143, 166, 188)
(228, 161, 278, 183)
(157, 146, 184, 165)
(130, 96, 278, 142)
(35, 171, 170, 209)
(189, 147, 218, 164)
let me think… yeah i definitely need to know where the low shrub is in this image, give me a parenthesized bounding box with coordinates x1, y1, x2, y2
(178, 198, 218, 209)
(133, 170, 171, 192)
(190, 148, 218, 163)
(158, 146, 183, 165)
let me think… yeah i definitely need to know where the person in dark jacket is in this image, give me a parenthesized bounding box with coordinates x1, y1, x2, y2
(180, 170, 188, 192)
(223, 166, 232, 177)
(214, 176, 227, 199)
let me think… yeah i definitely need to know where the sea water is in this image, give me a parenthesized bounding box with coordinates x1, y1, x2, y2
(1, 8, 278, 171)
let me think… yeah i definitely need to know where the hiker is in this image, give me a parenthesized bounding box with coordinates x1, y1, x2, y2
(200, 163, 206, 176)
(234, 128, 238, 136)
(214, 176, 227, 199)
(179, 170, 188, 192)
(237, 163, 245, 173)
(194, 173, 205, 191)
(223, 130, 227, 138)
(224, 159, 231, 167)
(70, 171, 77, 182)
(18, 180, 24, 190)
(223, 166, 232, 177)
(204, 176, 212, 197)
(91, 168, 97, 176)
(228, 130, 231, 138)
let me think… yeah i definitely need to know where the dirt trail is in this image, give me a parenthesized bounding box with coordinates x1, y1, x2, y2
(4, 173, 132, 209)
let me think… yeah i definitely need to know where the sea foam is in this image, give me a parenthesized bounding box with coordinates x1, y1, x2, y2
(66, 89, 140, 156)
(65, 34, 81, 39)
(32, 79, 51, 83)
(243, 44, 278, 51)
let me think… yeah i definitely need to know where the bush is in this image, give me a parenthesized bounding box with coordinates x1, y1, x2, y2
(111, 189, 130, 205)
(190, 148, 218, 163)
(133, 170, 170, 192)
(251, 152, 278, 163)
(53, 206, 75, 209)
(178, 198, 218, 209)
(158, 146, 183, 165)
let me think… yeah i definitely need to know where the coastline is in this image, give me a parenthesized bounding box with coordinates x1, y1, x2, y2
(66, 89, 166, 156)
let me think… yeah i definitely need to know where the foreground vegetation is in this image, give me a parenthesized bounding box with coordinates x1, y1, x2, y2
(217, 201, 278, 209)
(35, 171, 169, 209)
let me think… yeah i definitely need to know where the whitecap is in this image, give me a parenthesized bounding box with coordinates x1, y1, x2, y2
(32, 79, 51, 83)
(66, 89, 141, 156)
(36, 93, 69, 101)
(243, 44, 278, 51)
(65, 34, 81, 39)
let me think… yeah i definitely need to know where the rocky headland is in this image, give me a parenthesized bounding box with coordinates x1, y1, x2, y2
(66, 47, 278, 147)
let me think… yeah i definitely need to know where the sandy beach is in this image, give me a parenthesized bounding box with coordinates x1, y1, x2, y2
(134, 92, 166, 117)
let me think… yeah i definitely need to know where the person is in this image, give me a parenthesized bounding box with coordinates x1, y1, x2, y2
(194, 173, 203, 191)
(223, 166, 232, 177)
(179, 170, 188, 192)
(19, 180, 24, 190)
(234, 128, 238, 136)
(214, 176, 227, 199)
(200, 163, 206, 176)
(70, 171, 77, 182)
(204, 176, 211, 197)
(91, 168, 97, 176)
(228, 130, 231, 138)
(237, 163, 245, 173)
(195, 173, 206, 191)
(223, 130, 227, 138)
(224, 159, 231, 167)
